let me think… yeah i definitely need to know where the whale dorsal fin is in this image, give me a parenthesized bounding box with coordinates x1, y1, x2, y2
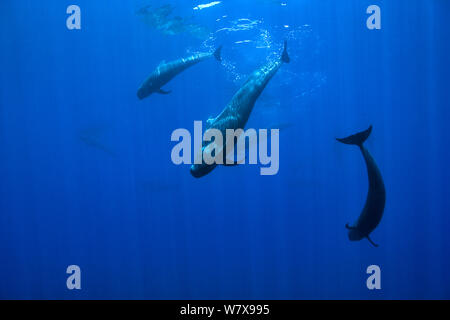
(206, 117, 215, 129)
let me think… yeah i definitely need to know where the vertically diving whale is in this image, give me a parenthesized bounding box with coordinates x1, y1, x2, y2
(337, 126, 386, 247)
(190, 41, 290, 178)
(137, 46, 222, 100)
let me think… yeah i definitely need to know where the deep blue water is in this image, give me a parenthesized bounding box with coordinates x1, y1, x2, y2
(1, 0, 449, 299)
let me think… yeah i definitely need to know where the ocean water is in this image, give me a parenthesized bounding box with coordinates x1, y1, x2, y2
(0, 0, 449, 299)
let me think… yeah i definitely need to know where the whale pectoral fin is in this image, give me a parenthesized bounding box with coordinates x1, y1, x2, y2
(366, 236, 379, 247)
(206, 117, 215, 129)
(157, 88, 171, 94)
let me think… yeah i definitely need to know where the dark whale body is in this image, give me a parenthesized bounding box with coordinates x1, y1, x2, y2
(337, 126, 386, 247)
(137, 46, 222, 100)
(190, 41, 290, 178)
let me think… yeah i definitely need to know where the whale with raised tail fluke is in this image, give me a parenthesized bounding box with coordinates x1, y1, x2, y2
(337, 125, 386, 247)
(137, 46, 222, 100)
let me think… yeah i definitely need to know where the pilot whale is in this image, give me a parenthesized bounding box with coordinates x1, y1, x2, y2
(137, 46, 222, 100)
(190, 41, 290, 178)
(337, 126, 386, 247)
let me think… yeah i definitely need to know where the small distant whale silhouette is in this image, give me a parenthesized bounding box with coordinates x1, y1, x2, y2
(79, 127, 116, 157)
(190, 41, 290, 178)
(337, 126, 386, 247)
(137, 46, 222, 99)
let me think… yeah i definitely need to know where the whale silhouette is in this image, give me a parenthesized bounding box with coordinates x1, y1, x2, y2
(337, 126, 386, 247)
(137, 46, 222, 100)
(190, 41, 290, 178)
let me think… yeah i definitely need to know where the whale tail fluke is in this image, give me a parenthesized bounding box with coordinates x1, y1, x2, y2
(336, 125, 372, 147)
(281, 40, 290, 63)
(214, 46, 222, 62)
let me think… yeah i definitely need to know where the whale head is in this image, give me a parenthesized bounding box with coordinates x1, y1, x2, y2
(190, 163, 217, 178)
(137, 87, 150, 99)
(137, 72, 161, 99)
(347, 228, 364, 241)
(137, 82, 155, 100)
(189, 136, 225, 178)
